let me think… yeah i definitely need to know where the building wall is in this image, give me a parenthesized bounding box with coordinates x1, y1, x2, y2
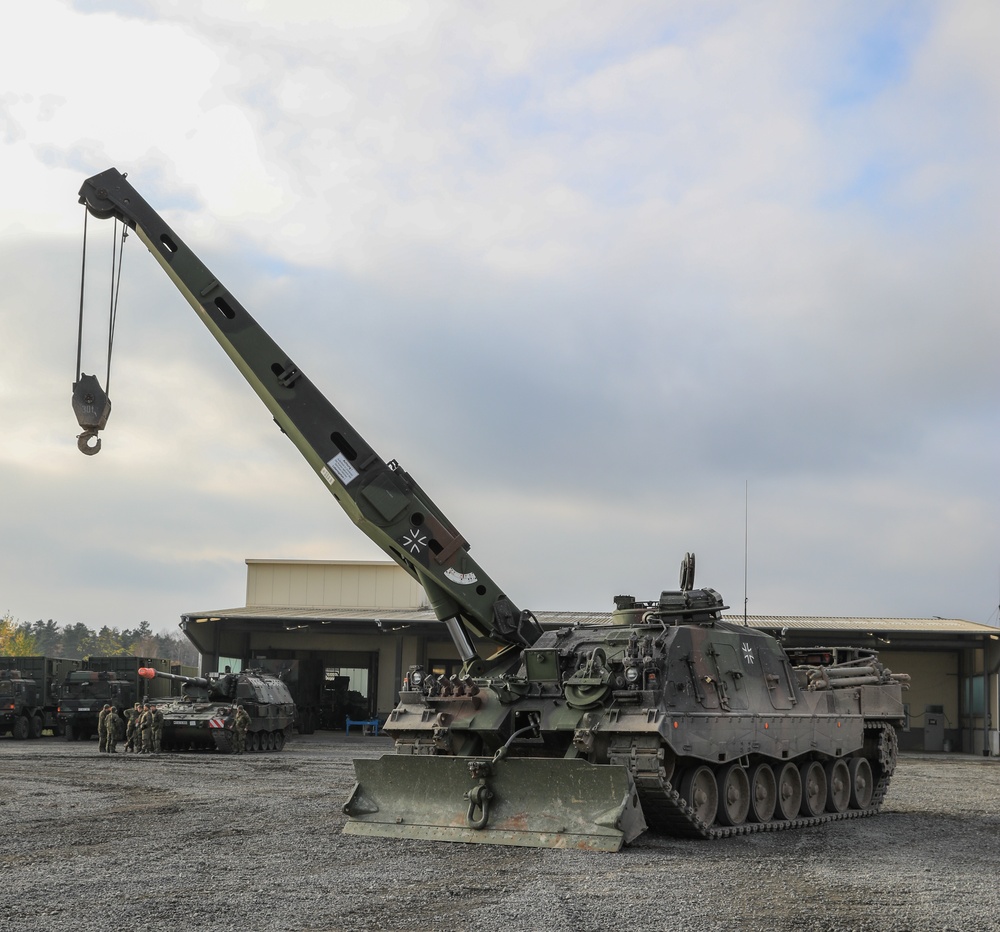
(884, 650, 960, 751)
(246, 559, 426, 609)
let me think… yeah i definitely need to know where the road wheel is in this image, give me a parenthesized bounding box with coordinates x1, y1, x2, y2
(716, 763, 750, 826)
(13, 716, 29, 740)
(799, 760, 827, 817)
(825, 759, 851, 813)
(747, 762, 777, 823)
(774, 762, 801, 820)
(848, 757, 875, 809)
(680, 765, 718, 827)
(29, 713, 44, 739)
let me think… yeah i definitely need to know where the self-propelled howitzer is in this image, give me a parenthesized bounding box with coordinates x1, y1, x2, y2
(73, 169, 908, 849)
(136, 667, 295, 753)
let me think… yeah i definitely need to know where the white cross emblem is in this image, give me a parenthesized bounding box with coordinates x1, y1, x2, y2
(402, 528, 428, 554)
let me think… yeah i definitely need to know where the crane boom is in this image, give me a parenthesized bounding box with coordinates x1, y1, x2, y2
(75, 167, 541, 666)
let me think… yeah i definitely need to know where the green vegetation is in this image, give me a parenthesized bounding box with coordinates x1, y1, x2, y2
(0, 612, 197, 665)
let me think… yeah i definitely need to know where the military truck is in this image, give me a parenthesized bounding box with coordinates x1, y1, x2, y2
(58, 657, 177, 740)
(0, 656, 80, 738)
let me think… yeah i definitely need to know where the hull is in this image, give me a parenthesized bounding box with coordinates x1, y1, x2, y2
(344, 620, 906, 849)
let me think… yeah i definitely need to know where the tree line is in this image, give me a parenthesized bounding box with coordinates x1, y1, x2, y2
(0, 613, 199, 666)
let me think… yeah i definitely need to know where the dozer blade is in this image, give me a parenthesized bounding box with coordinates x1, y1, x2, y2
(343, 755, 647, 851)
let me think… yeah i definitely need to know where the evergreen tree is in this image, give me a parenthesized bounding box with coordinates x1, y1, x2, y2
(60, 623, 94, 659)
(30, 619, 61, 655)
(0, 614, 197, 665)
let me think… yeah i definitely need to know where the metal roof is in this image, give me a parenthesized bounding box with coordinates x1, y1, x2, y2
(182, 605, 998, 637)
(733, 615, 999, 636)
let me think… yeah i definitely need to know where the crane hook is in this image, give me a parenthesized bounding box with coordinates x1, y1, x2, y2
(71, 374, 111, 456)
(76, 429, 102, 456)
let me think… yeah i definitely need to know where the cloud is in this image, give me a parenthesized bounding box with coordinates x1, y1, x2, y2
(0, 2, 997, 634)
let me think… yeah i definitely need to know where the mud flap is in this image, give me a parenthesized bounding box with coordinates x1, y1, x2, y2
(343, 755, 647, 851)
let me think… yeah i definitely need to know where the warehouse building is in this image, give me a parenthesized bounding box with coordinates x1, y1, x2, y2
(180, 558, 1000, 755)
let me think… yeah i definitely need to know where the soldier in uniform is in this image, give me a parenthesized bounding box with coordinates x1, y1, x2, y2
(106, 706, 122, 753)
(138, 704, 153, 753)
(97, 704, 112, 752)
(124, 702, 141, 752)
(150, 704, 164, 753)
(232, 705, 251, 754)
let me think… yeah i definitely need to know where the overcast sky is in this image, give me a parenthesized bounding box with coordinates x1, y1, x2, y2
(1, 1, 998, 637)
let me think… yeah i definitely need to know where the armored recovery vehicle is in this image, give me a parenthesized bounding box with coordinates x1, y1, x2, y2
(73, 168, 908, 849)
(348, 568, 907, 848)
(137, 667, 296, 752)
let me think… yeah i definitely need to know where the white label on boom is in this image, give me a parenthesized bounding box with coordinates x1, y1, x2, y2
(444, 567, 478, 585)
(326, 453, 359, 485)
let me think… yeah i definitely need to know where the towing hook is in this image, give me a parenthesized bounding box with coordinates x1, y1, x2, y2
(77, 429, 102, 455)
(465, 782, 493, 830)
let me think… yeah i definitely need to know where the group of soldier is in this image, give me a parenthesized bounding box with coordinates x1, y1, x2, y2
(97, 702, 163, 754)
(96, 702, 253, 754)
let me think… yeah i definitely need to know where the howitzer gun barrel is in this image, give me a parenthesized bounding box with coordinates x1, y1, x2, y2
(138, 667, 208, 688)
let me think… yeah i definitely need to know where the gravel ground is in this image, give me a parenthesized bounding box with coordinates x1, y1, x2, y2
(1, 734, 998, 932)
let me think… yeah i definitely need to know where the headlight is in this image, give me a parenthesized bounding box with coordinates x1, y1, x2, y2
(410, 670, 424, 688)
(624, 666, 641, 684)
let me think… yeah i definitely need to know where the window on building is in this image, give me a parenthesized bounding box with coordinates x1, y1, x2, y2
(963, 677, 985, 716)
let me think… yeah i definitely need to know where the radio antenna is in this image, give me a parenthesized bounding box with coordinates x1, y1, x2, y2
(743, 480, 749, 626)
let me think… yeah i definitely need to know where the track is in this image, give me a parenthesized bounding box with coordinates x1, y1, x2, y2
(626, 722, 898, 839)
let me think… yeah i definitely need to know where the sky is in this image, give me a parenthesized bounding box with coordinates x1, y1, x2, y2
(1, 0, 998, 637)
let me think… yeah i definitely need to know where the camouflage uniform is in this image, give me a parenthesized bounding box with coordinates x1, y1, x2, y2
(233, 706, 251, 754)
(124, 703, 141, 752)
(97, 704, 112, 752)
(138, 705, 153, 753)
(106, 707, 122, 753)
(151, 705, 164, 753)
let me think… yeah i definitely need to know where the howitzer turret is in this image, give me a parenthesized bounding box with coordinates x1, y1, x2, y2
(137, 667, 296, 753)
